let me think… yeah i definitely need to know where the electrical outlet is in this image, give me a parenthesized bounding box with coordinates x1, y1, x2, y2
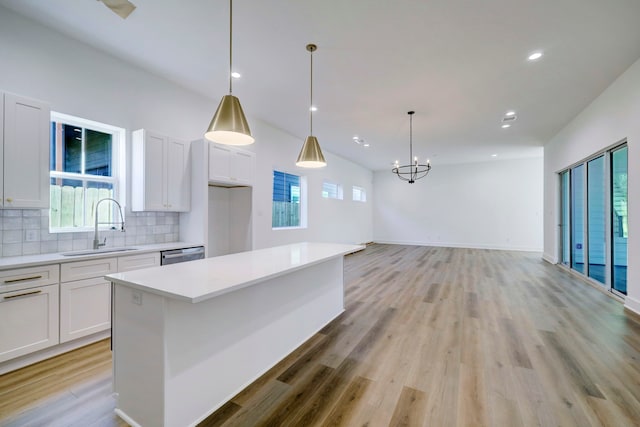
(132, 290, 143, 306)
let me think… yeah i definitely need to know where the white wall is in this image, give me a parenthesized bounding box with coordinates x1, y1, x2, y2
(544, 56, 640, 315)
(373, 157, 544, 251)
(250, 119, 373, 248)
(0, 6, 373, 250)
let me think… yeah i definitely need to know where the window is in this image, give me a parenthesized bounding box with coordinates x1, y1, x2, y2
(272, 170, 305, 228)
(322, 181, 343, 199)
(352, 186, 367, 202)
(49, 112, 125, 232)
(558, 142, 627, 295)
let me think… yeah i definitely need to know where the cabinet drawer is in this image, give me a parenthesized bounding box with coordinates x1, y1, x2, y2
(61, 258, 117, 282)
(60, 278, 111, 343)
(118, 252, 160, 272)
(0, 284, 59, 363)
(0, 264, 59, 293)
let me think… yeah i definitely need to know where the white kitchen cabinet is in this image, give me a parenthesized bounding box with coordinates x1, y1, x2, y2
(118, 252, 160, 272)
(1, 93, 50, 208)
(0, 264, 59, 293)
(59, 257, 117, 343)
(0, 284, 59, 363)
(60, 278, 111, 343)
(132, 129, 190, 212)
(208, 142, 255, 186)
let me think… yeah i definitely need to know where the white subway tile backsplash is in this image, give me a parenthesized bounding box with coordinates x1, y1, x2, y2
(0, 209, 180, 257)
(2, 243, 22, 257)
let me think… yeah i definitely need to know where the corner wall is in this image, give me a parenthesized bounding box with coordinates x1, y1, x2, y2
(373, 156, 544, 251)
(544, 56, 640, 314)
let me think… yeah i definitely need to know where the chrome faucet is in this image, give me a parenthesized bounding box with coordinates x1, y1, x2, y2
(93, 198, 125, 249)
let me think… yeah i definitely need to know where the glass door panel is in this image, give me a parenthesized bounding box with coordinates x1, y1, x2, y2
(611, 146, 628, 294)
(587, 156, 605, 284)
(561, 171, 571, 266)
(571, 165, 585, 274)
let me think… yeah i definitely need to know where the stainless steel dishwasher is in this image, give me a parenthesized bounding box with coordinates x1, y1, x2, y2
(160, 246, 205, 265)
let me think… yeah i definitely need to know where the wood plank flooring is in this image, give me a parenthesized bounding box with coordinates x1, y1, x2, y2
(2, 244, 640, 426)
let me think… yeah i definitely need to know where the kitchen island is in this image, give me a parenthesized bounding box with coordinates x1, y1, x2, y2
(106, 242, 363, 427)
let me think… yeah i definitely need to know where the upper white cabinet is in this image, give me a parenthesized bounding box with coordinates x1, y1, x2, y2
(132, 129, 190, 212)
(208, 142, 255, 186)
(1, 93, 50, 209)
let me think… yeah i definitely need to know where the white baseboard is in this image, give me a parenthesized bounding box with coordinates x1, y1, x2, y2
(625, 296, 640, 317)
(542, 253, 558, 264)
(373, 239, 543, 253)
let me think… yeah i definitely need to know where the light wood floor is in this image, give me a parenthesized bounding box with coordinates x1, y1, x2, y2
(2, 244, 640, 426)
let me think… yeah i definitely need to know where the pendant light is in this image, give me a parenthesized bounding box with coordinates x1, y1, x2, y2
(296, 44, 327, 168)
(205, 0, 254, 145)
(392, 111, 431, 183)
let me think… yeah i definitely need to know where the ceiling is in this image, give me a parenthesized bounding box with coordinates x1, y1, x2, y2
(2, 0, 640, 171)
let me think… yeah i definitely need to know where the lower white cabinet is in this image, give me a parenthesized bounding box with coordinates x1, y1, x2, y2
(59, 258, 117, 343)
(0, 284, 59, 363)
(118, 252, 160, 272)
(60, 278, 111, 343)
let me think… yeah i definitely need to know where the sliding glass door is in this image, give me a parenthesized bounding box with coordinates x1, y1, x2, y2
(587, 156, 605, 284)
(571, 165, 585, 274)
(559, 143, 627, 296)
(611, 146, 628, 294)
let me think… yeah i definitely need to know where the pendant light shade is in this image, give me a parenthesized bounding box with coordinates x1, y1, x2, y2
(205, 95, 254, 145)
(205, 0, 254, 146)
(296, 135, 326, 168)
(296, 43, 326, 168)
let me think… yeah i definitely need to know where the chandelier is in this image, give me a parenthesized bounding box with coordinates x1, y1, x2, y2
(392, 111, 431, 183)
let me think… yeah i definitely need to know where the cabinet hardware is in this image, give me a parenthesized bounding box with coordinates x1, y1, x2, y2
(3, 290, 42, 300)
(4, 275, 43, 284)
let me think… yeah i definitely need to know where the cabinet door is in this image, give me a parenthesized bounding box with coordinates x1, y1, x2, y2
(0, 284, 59, 363)
(231, 150, 255, 185)
(166, 138, 190, 211)
(60, 278, 111, 343)
(132, 129, 166, 211)
(0, 96, 3, 205)
(208, 143, 232, 183)
(3, 93, 50, 208)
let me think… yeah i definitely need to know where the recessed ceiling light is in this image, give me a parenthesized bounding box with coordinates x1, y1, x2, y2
(505, 111, 516, 117)
(363, 143, 370, 147)
(309, 106, 318, 112)
(501, 124, 511, 128)
(528, 52, 543, 61)
(231, 71, 241, 79)
(491, 154, 498, 157)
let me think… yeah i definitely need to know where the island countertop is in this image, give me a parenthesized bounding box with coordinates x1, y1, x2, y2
(106, 242, 363, 303)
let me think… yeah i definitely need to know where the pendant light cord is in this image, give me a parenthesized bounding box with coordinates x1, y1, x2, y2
(229, 0, 233, 94)
(310, 47, 313, 135)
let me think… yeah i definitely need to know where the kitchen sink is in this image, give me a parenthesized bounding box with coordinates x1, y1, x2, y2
(61, 247, 139, 256)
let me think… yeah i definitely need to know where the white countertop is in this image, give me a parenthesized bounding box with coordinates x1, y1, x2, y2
(0, 242, 204, 270)
(106, 242, 364, 303)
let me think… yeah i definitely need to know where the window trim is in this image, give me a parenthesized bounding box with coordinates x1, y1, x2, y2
(271, 169, 307, 230)
(352, 185, 367, 202)
(49, 112, 126, 233)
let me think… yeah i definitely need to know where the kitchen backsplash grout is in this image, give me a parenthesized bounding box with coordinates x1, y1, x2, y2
(0, 209, 180, 257)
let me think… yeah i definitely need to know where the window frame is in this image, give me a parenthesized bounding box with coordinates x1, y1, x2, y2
(272, 169, 307, 230)
(352, 185, 367, 202)
(49, 112, 126, 233)
(322, 180, 343, 200)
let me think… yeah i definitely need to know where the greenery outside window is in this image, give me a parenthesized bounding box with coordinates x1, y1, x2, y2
(49, 112, 125, 232)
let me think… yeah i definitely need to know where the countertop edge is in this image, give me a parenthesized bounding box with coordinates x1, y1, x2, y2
(107, 243, 364, 303)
